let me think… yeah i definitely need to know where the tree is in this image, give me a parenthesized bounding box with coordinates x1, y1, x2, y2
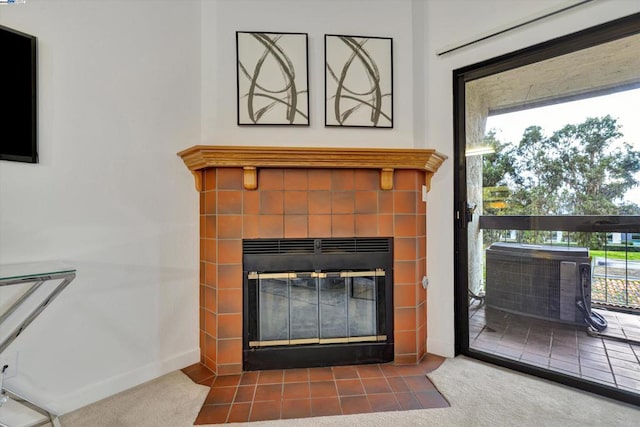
(553, 116, 640, 216)
(485, 115, 640, 247)
(482, 130, 513, 188)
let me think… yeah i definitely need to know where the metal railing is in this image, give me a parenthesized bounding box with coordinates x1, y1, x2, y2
(479, 215, 640, 310)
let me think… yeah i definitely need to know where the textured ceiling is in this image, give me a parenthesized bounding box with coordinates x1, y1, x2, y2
(467, 33, 640, 115)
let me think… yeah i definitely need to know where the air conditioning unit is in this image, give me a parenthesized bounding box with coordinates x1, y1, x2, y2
(485, 242, 595, 326)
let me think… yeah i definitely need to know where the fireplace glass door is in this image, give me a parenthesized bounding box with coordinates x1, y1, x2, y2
(250, 270, 385, 347)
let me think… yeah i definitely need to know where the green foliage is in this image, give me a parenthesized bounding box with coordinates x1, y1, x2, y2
(484, 115, 640, 247)
(591, 249, 640, 260)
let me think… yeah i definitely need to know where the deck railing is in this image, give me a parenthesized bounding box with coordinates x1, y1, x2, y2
(479, 215, 640, 310)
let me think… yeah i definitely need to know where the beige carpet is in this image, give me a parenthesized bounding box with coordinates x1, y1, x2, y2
(60, 356, 639, 427)
(60, 371, 209, 427)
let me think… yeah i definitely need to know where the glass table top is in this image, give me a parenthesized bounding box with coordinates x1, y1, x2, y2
(0, 261, 76, 282)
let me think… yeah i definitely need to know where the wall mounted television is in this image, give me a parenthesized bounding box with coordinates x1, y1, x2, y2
(0, 24, 37, 163)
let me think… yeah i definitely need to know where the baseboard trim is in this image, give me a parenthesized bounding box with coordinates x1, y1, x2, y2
(427, 337, 455, 358)
(48, 348, 200, 415)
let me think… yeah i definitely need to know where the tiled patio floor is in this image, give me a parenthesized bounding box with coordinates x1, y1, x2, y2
(469, 302, 640, 394)
(182, 354, 448, 424)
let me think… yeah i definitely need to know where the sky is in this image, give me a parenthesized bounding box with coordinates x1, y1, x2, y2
(485, 87, 640, 204)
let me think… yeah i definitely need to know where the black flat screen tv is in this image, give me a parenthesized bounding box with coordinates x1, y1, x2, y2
(0, 24, 37, 163)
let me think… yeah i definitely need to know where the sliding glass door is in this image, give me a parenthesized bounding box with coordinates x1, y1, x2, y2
(454, 13, 640, 406)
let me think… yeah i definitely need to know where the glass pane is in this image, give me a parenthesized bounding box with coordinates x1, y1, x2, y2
(259, 277, 289, 341)
(464, 31, 640, 399)
(289, 275, 319, 340)
(348, 276, 377, 337)
(319, 274, 347, 339)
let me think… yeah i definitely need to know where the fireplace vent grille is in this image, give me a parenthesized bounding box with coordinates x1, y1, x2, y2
(320, 238, 390, 253)
(243, 238, 390, 255)
(243, 239, 315, 255)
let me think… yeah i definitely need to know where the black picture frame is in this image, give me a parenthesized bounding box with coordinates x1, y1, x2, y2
(236, 31, 309, 126)
(325, 34, 393, 128)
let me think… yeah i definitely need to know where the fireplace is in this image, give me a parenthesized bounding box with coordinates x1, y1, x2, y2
(178, 145, 446, 376)
(243, 237, 394, 370)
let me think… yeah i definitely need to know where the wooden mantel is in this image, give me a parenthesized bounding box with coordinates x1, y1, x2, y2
(177, 145, 447, 191)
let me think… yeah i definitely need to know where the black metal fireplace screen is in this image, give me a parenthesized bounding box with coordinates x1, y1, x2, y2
(243, 238, 394, 370)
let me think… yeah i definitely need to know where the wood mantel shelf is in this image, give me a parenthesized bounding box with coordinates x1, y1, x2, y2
(177, 145, 447, 191)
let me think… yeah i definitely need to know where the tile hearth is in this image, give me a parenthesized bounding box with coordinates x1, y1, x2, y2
(183, 354, 448, 424)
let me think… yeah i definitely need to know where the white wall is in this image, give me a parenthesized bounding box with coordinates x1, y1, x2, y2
(1, 0, 639, 416)
(201, 0, 418, 147)
(0, 0, 201, 414)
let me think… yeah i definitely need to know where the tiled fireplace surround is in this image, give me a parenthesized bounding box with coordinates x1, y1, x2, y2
(179, 146, 445, 376)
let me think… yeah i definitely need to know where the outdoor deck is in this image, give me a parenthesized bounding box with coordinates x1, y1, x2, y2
(469, 302, 640, 394)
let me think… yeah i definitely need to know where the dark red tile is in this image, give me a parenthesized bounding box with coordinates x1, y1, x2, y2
(205, 386, 236, 405)
(308, 214, 331, 237)
(332, 365, 359, 379)
(308, 169, 332, 190)
(340, 395, 372, 415)
(332, 214, 355, 237)
(310, 397, 342, 417)
(386, 376, 410, 392)
(332, 191, 355, 214)
(284, 215, 308, 238)
(368, 393, 402, 412)
(217, 168, 243, 190)
(217, 191, 242, 214)
(258, 215, 284, 237)
(196, 376, 216, 387)
(284, 368, 309, 383)
(227, 402, 251, 423)
(182, 362, 205, 375)
(234, 385, 256, 403)
(254, 383, 282, 401)
(203, 169, 216, 191)
(284, 169, 308, 190)
(283, 382, 310, 399)
(308, 192, 332, 214)
(354, 169, 379, 190)
(361, 377, 392, 394)
(414, 390, 450, 408)
(182, 363, 215, 384)
(332, 169, 354, 190)
(211, 374, 241, 388)
(282, 398, 312, 419)
(195, 404, 230, 424)
(356, 364, 384, 378)
(394, 170, 419, 190)
(260, 191, 284, 215)
(395, 392, 422, 410)
(336, 379, 365, 396)
(249, 400, 281, 421)
(217, 215, 242, 239)
(380, 364, 403, 377)
(403, 375, 435, 392)
(310, 381, 337, 398)
(259, 169, 284, 190)
(308, 367, 334, 381)
(355, 191, 378, 213)
(284, 191, 308, 214)
(258, 370, 284, 384)
(240, 371, 259, 385)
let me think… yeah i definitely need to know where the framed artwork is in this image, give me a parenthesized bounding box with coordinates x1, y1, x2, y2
(236, 31, 309, 126)
(325, 34, 393, 128)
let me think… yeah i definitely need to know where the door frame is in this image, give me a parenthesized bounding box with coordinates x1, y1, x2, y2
(453, 12, 640, 406)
